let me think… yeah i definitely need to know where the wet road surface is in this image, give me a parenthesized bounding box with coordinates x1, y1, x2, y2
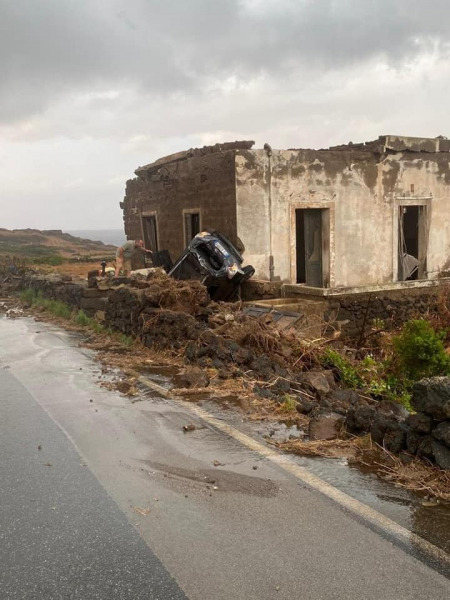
(0, 316, 449, 599)
(0, 368, 186, 600)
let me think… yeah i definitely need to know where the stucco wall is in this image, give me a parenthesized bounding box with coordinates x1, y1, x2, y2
(386, 152, 450, 279)
(235, 150, 271, 278)
(122, 150, 238, 264)
(235, 144, 450, 287)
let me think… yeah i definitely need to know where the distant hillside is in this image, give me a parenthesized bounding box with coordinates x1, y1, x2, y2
(0, 228, 118, 260)
(67, 229, 126, 247)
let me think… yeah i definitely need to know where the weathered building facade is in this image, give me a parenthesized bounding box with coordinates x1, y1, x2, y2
(121, 135, 450, 292)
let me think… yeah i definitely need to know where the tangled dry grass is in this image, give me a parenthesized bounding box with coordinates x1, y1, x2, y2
(356, 442, 450, 502)
(233, 319, 285, 354)
(141, 271, 210, 315)
(274, 434, 450, 502)
(271, 437, 360, 459)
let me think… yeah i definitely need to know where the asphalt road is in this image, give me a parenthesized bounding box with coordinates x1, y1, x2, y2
(0, 316, 449, 600)
(0, 364, 186, 600)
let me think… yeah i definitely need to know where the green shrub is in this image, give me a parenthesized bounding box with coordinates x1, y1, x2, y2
(20, 287, 109, 337)
(73, 309, 91, 326)
(117, 333, 134, 347)
(20, 288, 36, 304)
(32, 254, 64, 265)
(43, 298, 72, 319)
(321, 348, 362, 388)
(321, 348, 412, 409)
(90, 320, 105, 334)
(280, 394, 297, 412)
(73, 309, 105, 333)
(20, 288, 71, 318)
(392, 319, 450, 381)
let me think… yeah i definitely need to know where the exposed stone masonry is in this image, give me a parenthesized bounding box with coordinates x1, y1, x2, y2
(407, 378, 450, 469)
(326, 287, 442, 338)
(122, 142, 254, 264)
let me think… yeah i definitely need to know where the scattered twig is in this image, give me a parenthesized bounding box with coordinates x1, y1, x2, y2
(132, 506, 150, 516)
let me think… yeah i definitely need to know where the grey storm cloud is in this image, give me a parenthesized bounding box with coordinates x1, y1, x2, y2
(2, 0, 450, 231)
(1, 0, 450, 123)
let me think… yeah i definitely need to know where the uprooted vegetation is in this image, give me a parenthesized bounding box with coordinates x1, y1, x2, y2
(3, 264, 450, 498)
(122, 273, 450, 417)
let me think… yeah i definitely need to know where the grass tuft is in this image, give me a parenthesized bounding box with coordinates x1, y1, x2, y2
(117, 333, 134, 347)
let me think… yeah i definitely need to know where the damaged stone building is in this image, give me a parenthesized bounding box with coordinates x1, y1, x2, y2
(121, 135, 450, 294)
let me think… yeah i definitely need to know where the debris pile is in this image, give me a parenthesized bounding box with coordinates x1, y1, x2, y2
(105, 269, 210, 334)
(104, 271, 297, 384)
(100, 274, 450, 469)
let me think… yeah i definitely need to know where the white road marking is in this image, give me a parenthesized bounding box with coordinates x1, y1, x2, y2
(139, 376, 450, 568)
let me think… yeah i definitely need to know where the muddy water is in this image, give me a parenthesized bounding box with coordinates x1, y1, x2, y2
(293, 456, 450, 553)
(142, 365, 450, 555)
(217, 409, 450, 555)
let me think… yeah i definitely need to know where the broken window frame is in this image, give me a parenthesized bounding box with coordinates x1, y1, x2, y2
(393, 198, 430, 282)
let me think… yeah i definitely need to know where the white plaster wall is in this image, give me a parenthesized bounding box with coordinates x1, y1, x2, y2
(384, 155, 450, 279)
(269, 150, 394, 286)
(332, 163, 392, 287)
(235, 151, 271, 280)
(235, 148, 450, 288)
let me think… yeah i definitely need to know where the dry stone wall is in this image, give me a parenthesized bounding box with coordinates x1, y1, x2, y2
(324, 287, 443, 338)
(407, 378, 450, 469)
(24, 275, 108, 317)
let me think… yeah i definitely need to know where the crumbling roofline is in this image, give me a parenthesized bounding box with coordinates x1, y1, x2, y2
(135, 140, 255, 178)
(382, 134, 450, 154)
(288, 135, 450, 155)
(133, 134, 450, 180)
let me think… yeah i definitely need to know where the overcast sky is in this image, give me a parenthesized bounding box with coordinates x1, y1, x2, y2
(1, 0, 450, 230)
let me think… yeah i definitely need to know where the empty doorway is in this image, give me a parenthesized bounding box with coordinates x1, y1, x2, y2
(184, 212, 200, 244)
(295, 208, 324, 286)
(142, 215, 158, 252)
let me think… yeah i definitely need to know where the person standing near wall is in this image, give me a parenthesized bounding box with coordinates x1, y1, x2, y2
(115, 240, 152, 277)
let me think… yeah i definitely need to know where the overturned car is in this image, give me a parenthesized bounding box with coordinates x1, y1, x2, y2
(167, 231, 254, 301)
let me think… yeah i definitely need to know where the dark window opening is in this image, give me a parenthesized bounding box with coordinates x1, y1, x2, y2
(185, 212, 200, 243)
(142, 216, 158, 253)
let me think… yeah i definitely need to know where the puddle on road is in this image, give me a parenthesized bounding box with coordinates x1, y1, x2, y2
(140, 366, 450, 555)
(255, 421, 305, 443)
(139, 365, 181, 390)
(298, 455, 450, 555)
